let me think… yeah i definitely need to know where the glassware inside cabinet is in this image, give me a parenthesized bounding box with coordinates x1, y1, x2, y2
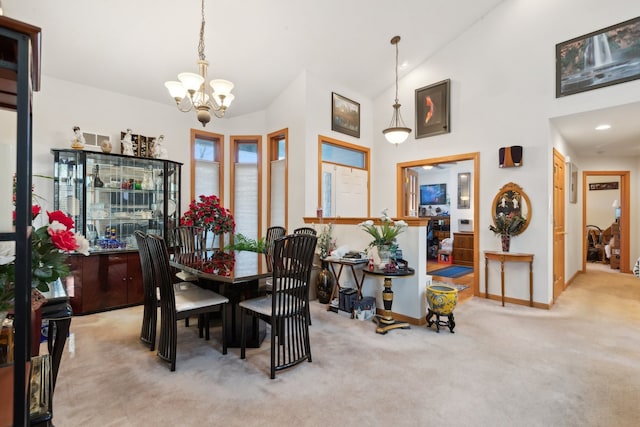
(53, 150, 85, 235)
(52, 149, 182, 254)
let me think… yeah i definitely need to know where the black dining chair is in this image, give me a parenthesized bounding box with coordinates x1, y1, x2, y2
(239, 233, 317, 379)
(135, 231, 158, 351)
(135, 230, 202, 350)
(170, 225, 207, 282)
(262, 226, 314, 325)
(146, 233, 229, 371)
(293, 226, 317, 236)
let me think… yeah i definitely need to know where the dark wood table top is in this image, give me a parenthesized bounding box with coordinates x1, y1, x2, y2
(170, 250, 270, 283)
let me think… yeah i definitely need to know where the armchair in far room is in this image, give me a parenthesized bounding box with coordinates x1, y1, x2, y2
(586, 225, 605, 263)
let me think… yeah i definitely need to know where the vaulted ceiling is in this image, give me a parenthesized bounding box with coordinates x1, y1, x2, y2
(3, 0, 505, 117)
(3, 0, 638, 157)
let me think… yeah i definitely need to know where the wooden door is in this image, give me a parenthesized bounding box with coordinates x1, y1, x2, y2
(404, 168, 419, 216)
(552, 149, 565, 302)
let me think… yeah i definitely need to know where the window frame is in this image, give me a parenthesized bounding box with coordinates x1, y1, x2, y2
(190, 128, 224, 202)
(267, 128, 288, 230)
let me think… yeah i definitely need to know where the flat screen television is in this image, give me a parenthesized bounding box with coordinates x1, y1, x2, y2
(420, 183, 447, 205)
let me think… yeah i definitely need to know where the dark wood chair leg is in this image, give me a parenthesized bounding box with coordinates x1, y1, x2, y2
(240, 307, 247, 359)
(221, 305, 227, 355)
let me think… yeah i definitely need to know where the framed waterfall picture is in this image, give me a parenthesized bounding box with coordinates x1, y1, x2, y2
(415, 79, 450, 139)
(331, 92, 360, 138)
(556, 16, 640, 98)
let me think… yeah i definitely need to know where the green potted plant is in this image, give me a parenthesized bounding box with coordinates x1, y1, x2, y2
(359, 209, 407, 264)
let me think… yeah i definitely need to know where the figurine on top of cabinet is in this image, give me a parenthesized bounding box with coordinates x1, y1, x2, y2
(71, 126, 85, 150)
(153, 134, 169, 159)
(121, 128, 134, 155)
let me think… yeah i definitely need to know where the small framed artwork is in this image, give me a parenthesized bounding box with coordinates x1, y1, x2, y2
(415, 79, 450, 139)
(569, 163, 578, 204)
(589, 182, 619, 191)
(556, 16, 640, 98)
(82, 131, 110, 152)
(331, 92, 360, 138)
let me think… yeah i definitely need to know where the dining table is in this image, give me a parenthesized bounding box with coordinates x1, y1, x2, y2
(169, 249, 271, 348)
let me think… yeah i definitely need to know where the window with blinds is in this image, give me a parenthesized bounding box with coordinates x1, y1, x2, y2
(319, 136, 369, 218)
(191, 130, 223, 247)
(231, 137, 261, 242)
(268, 129, 287, 229)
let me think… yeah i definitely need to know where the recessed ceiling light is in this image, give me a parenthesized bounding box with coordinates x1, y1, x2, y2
(400, 61, 409, 69)
(595, 124, 611, 130)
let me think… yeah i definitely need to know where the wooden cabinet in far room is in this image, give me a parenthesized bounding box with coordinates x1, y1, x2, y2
(67, 252, 143, 315)
(610, 223, 620, 270)
(452, 232, 474, 267)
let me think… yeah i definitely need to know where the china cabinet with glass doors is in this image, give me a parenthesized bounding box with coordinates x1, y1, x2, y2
(51, 149, 182, 314)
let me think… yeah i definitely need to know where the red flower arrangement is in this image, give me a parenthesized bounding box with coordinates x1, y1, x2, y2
(180, 195, 235, 236)
(201, 252, 235, 277)
(30, 210, 90, 291)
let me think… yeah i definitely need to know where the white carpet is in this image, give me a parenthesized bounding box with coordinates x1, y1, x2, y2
(51, 270, 640, 427)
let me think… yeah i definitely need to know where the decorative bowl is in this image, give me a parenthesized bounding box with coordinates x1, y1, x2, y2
(426, 284, 458, 315)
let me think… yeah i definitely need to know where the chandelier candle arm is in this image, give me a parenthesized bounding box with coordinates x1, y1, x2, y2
(382, 35, 411, 145)
(164, 0, 234, 127)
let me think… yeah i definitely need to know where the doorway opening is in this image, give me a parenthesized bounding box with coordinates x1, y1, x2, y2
(397, 152, 479, 299)
(582, 170, 630, 274)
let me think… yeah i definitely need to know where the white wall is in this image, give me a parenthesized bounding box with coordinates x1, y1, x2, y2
(11, 0, 640, 313)
(303, 71, 375, 218)
(369, 0, 640, 305)
(28, 75, 197, 212)
(585, 176, 621, 229)
(264, 71, 307, 232)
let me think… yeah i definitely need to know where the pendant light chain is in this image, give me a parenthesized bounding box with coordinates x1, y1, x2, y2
(198, 0, 206, 61)
(394, 39, 399, 104)
(382, 35, 411, 144)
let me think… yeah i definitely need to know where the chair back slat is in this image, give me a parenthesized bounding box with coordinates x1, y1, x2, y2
(293, 227, 317, 236)
(146, 234, 177, 325)
(171, 226, 207, 254)
(135, 230, 157, 349)
(265, 226, 286, 272)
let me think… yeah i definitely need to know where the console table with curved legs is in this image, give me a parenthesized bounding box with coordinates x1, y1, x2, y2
(484, 251, 534, 307)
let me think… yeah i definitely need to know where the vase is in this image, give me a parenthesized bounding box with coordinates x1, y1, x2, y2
(316, 260, 334, 304)
(377, 244, 392, 266)
(426, 284, 458, 333)
(426, 285, 459, 316)
(501, 235, 511, 252)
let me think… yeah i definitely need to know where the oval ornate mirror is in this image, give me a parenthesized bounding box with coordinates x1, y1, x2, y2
(491, 182, 531, 236)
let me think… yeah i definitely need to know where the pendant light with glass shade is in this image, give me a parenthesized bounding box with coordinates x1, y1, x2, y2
(382, 36, 411, 145)
(164, 0, 234, 127)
